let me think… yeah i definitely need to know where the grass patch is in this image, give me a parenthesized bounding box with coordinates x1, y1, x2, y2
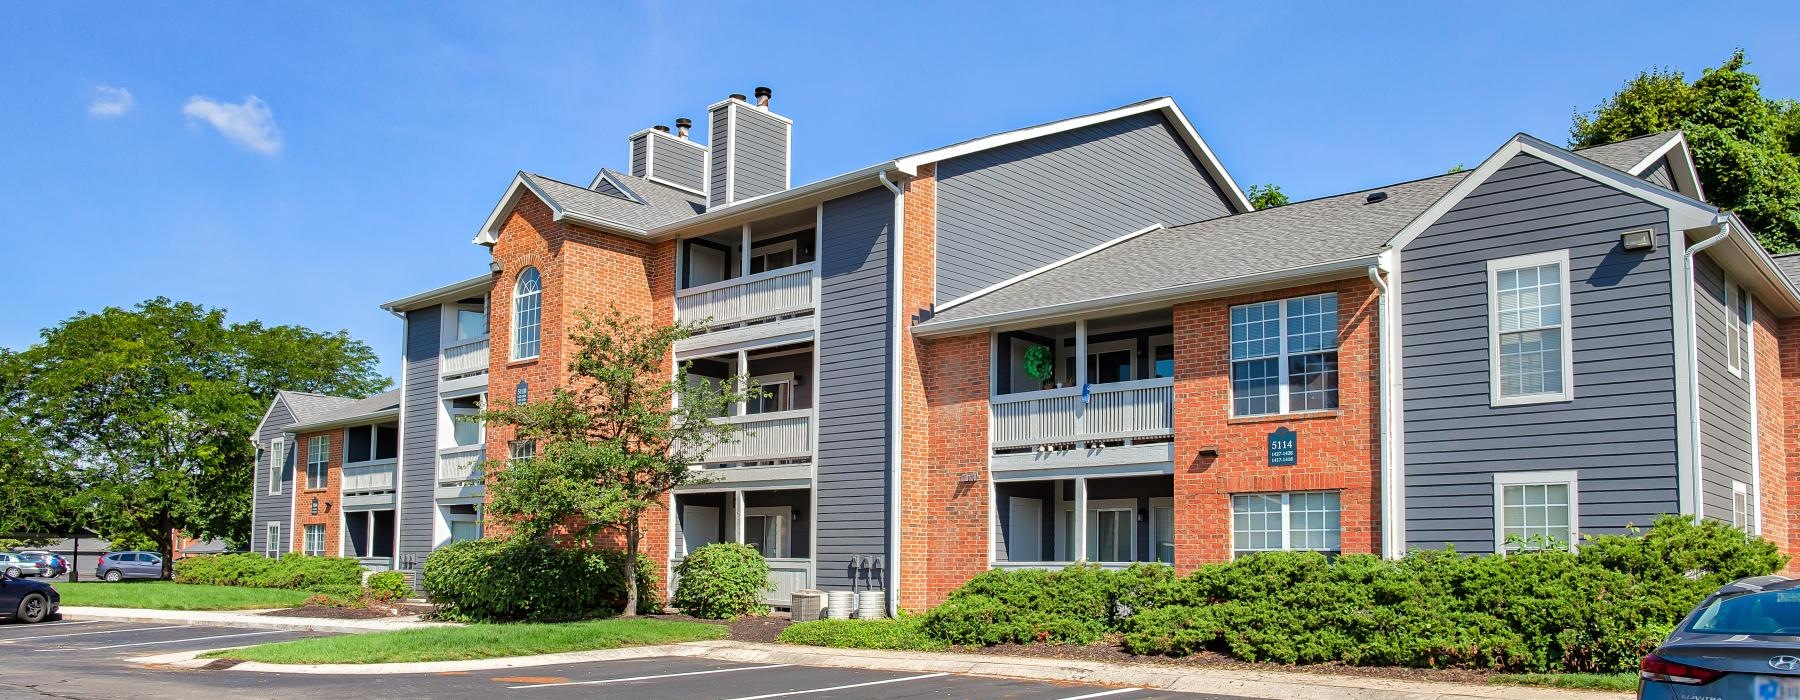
(202, 618, 727, 664)
(1491, 672, 1638, 692)
(777, 618, 947, 652)
(53, 581, 314, 611)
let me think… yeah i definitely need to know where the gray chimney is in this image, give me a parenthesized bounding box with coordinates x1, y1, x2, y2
(626, 125, 708, 195)
(707, 88, 791, 209)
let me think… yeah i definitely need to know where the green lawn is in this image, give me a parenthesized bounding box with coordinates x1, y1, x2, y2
(202, 618, 728, 664)
(1491, 672, 1638, 692)
(53, 581, 314, 611)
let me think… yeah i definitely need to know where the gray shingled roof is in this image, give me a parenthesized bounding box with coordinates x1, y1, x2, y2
(280, 391, 361, 424)
(286, 389, 402, 430)
(1571, 131, 1679, 173)
(1772, 253, 1800, 289)
(523, 170, 705, 232)
(922, 172, 1469, 328)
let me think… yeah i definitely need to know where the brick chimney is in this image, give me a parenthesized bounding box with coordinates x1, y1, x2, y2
(707, 86, 791, 209)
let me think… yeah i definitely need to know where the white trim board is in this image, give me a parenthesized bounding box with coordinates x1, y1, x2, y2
(935, 223, 1164, 313)
(1485, 248, 1576, 407)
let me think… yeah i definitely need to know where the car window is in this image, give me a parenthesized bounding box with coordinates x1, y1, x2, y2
(1691, 590, 1800, 634)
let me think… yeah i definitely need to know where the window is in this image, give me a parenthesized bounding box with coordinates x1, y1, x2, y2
(268, 438, 285, 495)
(1488, 250, 1573, 404)
(344, 424, 398, 463)
(448, 396, 483, 447)
(747, 240, 796, 274)
(1230, 293, 1338, 416)
(306, 435, 328, 490)
(1734, 481, 1755, 532)
(512, 267, 541, 359)
(1231, 491, 1341, 558)
(509, 440, 536, 462)
(456, 306, 487, 341)
(743, 506, 791, 559)
(1728, 282, 1751, 376)
(748, 373, 794, 414)
(303, 525, 325, 556)
(1150, 498, 1175, 564)
(446, 504, 483, 543)
(1061, 498, 1138, 563)
(1494, 471, 1578, 553)
(264, 523, 280, 559)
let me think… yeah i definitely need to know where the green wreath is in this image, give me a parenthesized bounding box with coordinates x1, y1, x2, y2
(1023, 345, 1055, 383)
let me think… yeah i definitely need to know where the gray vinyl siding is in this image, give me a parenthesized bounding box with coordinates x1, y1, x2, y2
(933, 111, 1237, 304)
(650, 137, 707, 193)
(1693, 253, 1756, 522)
(630, 134, 649, 178)
(1400, 153, 1679, 553)
(814, 186, 893, 590)
(731, 106, 788, 200)
(1641, 156, 1674, 189)
(251, 398, 296, 556)
(708, 107, 730, 209)
(398, 306, 441, 573)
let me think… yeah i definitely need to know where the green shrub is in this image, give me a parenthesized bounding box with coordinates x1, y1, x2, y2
(304, 584, 369, 607)
(174, 553, 275, 586)
(671, 543, 770, 619)
(1578, 515, 1786, 586)
(778, 617, 947, 651)
(366, 571, 413, 601)
(422, 538, 658, 623)
(173, 553, 363, 592)
(921, 564, 1122, 645)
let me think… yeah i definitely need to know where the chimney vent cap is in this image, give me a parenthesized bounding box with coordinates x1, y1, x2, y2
(675, 117, 693, 129)
(754, 86, 772, 98)
(652, 124, 670, 133)
(728, 93, 747, 102)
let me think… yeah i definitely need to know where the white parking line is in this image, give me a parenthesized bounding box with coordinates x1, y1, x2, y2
(507, 664, 793, 689)
(1057, 689, 1141, 700)
(0, 620, 98, 633)
(56, 629, 288, 651)
(719, 672, 951, 700)
(0, 624, 190, 643)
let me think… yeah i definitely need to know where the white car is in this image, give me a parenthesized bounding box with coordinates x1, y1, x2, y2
(0, 553, 46, 578)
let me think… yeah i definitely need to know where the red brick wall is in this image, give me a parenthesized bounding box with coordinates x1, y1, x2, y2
(1171, 277, 1382, 569)
(483, 189, 676, 584)
(897, 165, 937, 610)
(290, 428, 343, 556)
(1778, 315, 1800, 565)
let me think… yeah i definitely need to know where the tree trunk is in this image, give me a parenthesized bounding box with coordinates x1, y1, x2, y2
(622, 518, 640, 617)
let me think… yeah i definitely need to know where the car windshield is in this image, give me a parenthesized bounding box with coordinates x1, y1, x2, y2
(1691, 590, 1800, 635)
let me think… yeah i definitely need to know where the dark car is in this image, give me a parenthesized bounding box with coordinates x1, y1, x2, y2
(1641, 575, 1800, 698)
(95, 551, 164, 582)
(0, 571, 59, 623)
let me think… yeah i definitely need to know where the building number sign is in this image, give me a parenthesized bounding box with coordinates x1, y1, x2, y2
(1268, 427, 1297, 467)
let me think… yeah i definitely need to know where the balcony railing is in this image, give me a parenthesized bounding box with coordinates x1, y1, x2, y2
(437, 444, 485, 485)
(672, 556, 811, 606)
(341, 458, 398, 493)
(702, 409, 813, 464)
(441, 336, 489, 379)
(676, 264, 815, 328)
(990, 377, 1175, 451)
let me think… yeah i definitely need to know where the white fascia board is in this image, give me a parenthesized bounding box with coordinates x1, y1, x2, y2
(380, 273, 494, 312)
(284, 409, 401, 435)
(251, 393, 290, 444)
(936, 223, 1166, 312)
(650, 162, 900, 238)
(1717, 212, 1800, 317)
(913, 254, 1379, 337)
(1629, 132, 1706, 201)
(598, 169, 646, 204)
(472, 173, 652, 246)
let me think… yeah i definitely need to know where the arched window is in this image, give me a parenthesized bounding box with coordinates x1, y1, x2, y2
(511, 267, 541, 359)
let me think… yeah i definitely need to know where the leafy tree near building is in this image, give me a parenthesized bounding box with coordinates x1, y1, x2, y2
(1246, 183, 1289, 209)
(1572, 50, 1800, 251)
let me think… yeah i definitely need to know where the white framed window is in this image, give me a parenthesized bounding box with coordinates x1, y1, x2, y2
(303, 524, 325, 556)
(1149, 497, 1175, 564)
(1493, 470, 1579, 553)
(1055, 498, 1141, 563)
(1229, 293, 1339, 416)
(1231, 491, 1341, 558)
(264, 523, 280, 559)
(747, 239, 797, 274)
(446, 504, 483, 543)
(344, 424, 399, 464)
(511, 267, 542, 360)
(305, 435, 328, 490)
(508, 440, 536, 462)
(743, 506, 791, 559)
(1488, 250, 1574, 405)
(447, 395, 483, 447)
(268, 438, 286, 495)
(1727, 282, 1751, 377)
(1733, 481, 1755, 531)
(748, 372, 795, 414)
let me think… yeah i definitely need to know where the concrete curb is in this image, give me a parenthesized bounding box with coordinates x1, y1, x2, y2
(131, 637, 1629, 699)
(60, 606, 452, 635)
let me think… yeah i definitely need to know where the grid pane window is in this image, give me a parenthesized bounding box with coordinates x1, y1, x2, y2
(1230, 294, 1338, 416)
(1728, 284, 1751, 375)
(1494, 261, 1566, 399)
(1233, 492, 1340, 558)
(306, 435, 328, 489)
(1734, 483, 1755, 531)
(303, 525, 325, 556)
(509, 440, 536, 462)
(512, 267, 542, 359)
(1500, 483, 1572, 551)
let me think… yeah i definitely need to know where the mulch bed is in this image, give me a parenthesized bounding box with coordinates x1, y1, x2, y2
(645, 612, 795, 643)
(261, 603, 433, 620)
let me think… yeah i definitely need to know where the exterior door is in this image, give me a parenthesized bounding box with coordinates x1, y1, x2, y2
(682, 505, 720, 556)
(1008, 497, 1042, 561)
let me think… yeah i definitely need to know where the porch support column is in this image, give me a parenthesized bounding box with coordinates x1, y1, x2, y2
(735, 349, 749, 417)
(1074, 319, 1088, 446)
(1074, 477, 1089, 562)
(986, 479, 998, 566)
(734, 490, 746, 545)
(740, 223, 753, 277)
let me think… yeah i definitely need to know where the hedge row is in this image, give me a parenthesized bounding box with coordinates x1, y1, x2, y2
(916, 516, 1783, 673)
(173, 553, 364, 591)
(422, 538, 658, 622)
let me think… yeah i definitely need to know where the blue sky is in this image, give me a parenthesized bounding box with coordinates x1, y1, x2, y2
(5, 2, 1799, 381)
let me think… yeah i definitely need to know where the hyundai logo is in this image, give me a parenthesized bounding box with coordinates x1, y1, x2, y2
(1770, 655, 1800, 671)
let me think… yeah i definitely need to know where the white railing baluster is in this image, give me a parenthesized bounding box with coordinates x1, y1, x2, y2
(697, 409, 814, 464)
(988, 377, 1174, 451)
(440, 337, 490, 379)
(436, 445, 486, 485)
(675, 264, 816, 328)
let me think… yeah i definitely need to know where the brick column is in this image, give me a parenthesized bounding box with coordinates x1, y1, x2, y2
(290, 429, 344, 555)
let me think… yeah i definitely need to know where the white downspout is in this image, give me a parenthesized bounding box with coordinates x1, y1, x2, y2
(1367, 264, 1396, 558)
(878, 170, 904, 617)
(387, 307, 409, 574)
(1684, 220, 1731, 523)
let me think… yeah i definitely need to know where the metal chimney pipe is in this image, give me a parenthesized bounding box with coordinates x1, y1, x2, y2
(754, 86, 772, 109)
(674, 117, 692, 139)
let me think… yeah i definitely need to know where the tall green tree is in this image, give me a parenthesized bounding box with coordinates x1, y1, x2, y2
(480, 308, 753, 617)
(1572, 50, 1800, 251)
(1246, 183, 1289, 210)
(7, 298, 387, 574)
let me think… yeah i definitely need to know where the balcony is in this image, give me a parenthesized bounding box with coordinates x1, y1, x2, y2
(441, 336, 489, 389)
(436, 444, 485, 500)
(341, 458, 398, 509)
(672, 557, 811, 606)
(703, 409, 813, 464)
(676, 264, 815, 330)
(991, 377, 1174, 451)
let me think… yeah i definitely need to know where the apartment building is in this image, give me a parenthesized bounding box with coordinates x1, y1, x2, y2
(248, 88, 1800, 611)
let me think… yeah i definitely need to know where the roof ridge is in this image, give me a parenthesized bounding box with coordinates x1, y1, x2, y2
(1160, 171, 1470, 231)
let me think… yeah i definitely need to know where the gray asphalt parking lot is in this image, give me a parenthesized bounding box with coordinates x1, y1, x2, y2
(0, 619, 1246, 700)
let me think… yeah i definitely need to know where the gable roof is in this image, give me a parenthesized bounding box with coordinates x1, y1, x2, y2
(473, 170, 707, 244)
(916, 172, 1467, 335)
(1572, 131, 1682, 172)
(284, 389, 402, 433)
(1772, 253, 1800, 289)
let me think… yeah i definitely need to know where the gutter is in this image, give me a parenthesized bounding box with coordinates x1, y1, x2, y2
(1684, 220, 1731, 523)
(1367, 263, 1397, 558)
(878, 170, 904, 618)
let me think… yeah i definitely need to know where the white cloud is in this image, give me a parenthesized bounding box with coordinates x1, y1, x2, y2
(182, 95, 283, 155)
(88, 85, 134, 117)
